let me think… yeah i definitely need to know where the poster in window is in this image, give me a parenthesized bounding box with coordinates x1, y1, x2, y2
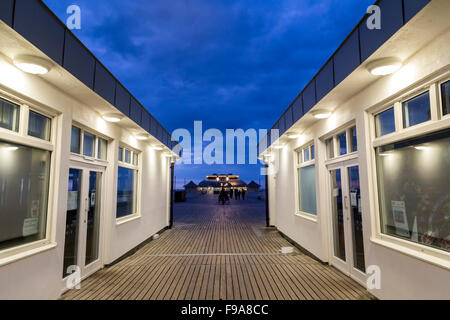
(391, 200, 409, 237)
(90, 192, 96, 207)
(23, 218, 39, 237)
(350, 191, 357, 207)
(67, 191, 78, 211)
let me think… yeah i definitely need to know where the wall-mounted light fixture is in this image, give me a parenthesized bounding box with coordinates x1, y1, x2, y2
(367, 57, 402, 76)
(152, 145, 164, 151)
(102, 113, 123, 123)
(311, 109, 332, 119)
(14, 55, 52, 75)
(287, 132, 301, 139)
(135, 133, 150, 141)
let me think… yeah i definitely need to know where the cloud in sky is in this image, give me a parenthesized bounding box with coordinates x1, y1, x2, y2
(44, 0, 374, 187)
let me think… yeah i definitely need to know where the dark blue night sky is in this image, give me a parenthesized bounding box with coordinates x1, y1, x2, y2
(44, 0, 374, 188)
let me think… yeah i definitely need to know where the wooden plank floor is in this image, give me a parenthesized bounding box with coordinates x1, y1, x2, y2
(62, 194, 372, 300)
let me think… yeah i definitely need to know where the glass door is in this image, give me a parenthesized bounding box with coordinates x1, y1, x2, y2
(63, 168, 82, 278)
(328, 159, 366, 283)
(63, 165, 104, 283)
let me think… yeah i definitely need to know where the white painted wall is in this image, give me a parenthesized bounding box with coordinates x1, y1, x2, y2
(269, 25, 450, 299)
(0, 52, 171, 299)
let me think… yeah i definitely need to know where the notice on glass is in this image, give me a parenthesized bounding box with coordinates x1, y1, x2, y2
(67, 191, 79, 211)
(391, 200, 409, 237)
(90, 192, 96, 207)
(350, 192, 357, 207)
(23, 218, 39, 237)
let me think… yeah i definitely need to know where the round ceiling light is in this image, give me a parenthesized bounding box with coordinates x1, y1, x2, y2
(152, 145, 164, 151)
(287, 132, 301, 139)
(102, 113, 123, 123)
(367, 57, 402, 76)
(14, 55, 52, 75)
(311, 109, 332, 119)
(135, 133, 150, 141)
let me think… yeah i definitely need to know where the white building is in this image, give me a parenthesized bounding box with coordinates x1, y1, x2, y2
(259, 0, 450, 300)
(0, 0, 178, 299)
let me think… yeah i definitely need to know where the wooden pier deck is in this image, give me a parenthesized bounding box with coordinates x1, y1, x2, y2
(62, 194, 372, 300)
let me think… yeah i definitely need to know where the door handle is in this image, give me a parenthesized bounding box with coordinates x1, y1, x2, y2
(344, 195, 348, 210)
(84, 197, 88, 223)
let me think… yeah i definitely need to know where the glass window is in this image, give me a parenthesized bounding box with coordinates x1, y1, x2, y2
(349, 127, 357, 152)
(375, 128, 450, 253)
(118, 147, 123, 162)
(97, 138, 107, 160)
(304, 148, 310, 162)
(375, 108, 395, 137)
(441, 80, 450, 116)
(0, 97, 19, 132)
(70, 127, 81, 154)
(403, 92, 431, 128)
(116, 167, 137, 218)
(338, 132, 347, 156)
(298, 165, 317, 215)
(311, 145, 315, 160)
(326, 138, 334, 159)
(124, 149, 131, 164)
(28, 110, 51, 141)
(0, 140, 51, 251)
(83, 132, 95, 157)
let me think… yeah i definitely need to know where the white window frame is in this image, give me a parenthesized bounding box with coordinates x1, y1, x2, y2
(438, 78, 450, 120)
(373, 106, 396, 138)
(70, 124, 109, 164)
(368, 71, 450, 269)
(116, 145, 142, 224)
(26, 108, 52, 141)
(401, 89, 433, 129)
(323, 122, 358, 165)
(0, 91, 58, 266)
(294, 141, 318, 221)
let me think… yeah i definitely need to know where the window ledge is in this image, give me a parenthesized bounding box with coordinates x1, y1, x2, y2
(294, 211, 318, 223)
(0, 242, 57, 268)
(116, 214, 141, 226)
(370, 236, 450, 271)
(324, 152, 358, 165)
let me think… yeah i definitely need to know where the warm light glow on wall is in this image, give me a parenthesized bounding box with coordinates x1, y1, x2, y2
(3, 146, 19, 151)
(96, 117, 108, 134)
(0, 58, 28, 92)
(387, 62, 418, 95)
